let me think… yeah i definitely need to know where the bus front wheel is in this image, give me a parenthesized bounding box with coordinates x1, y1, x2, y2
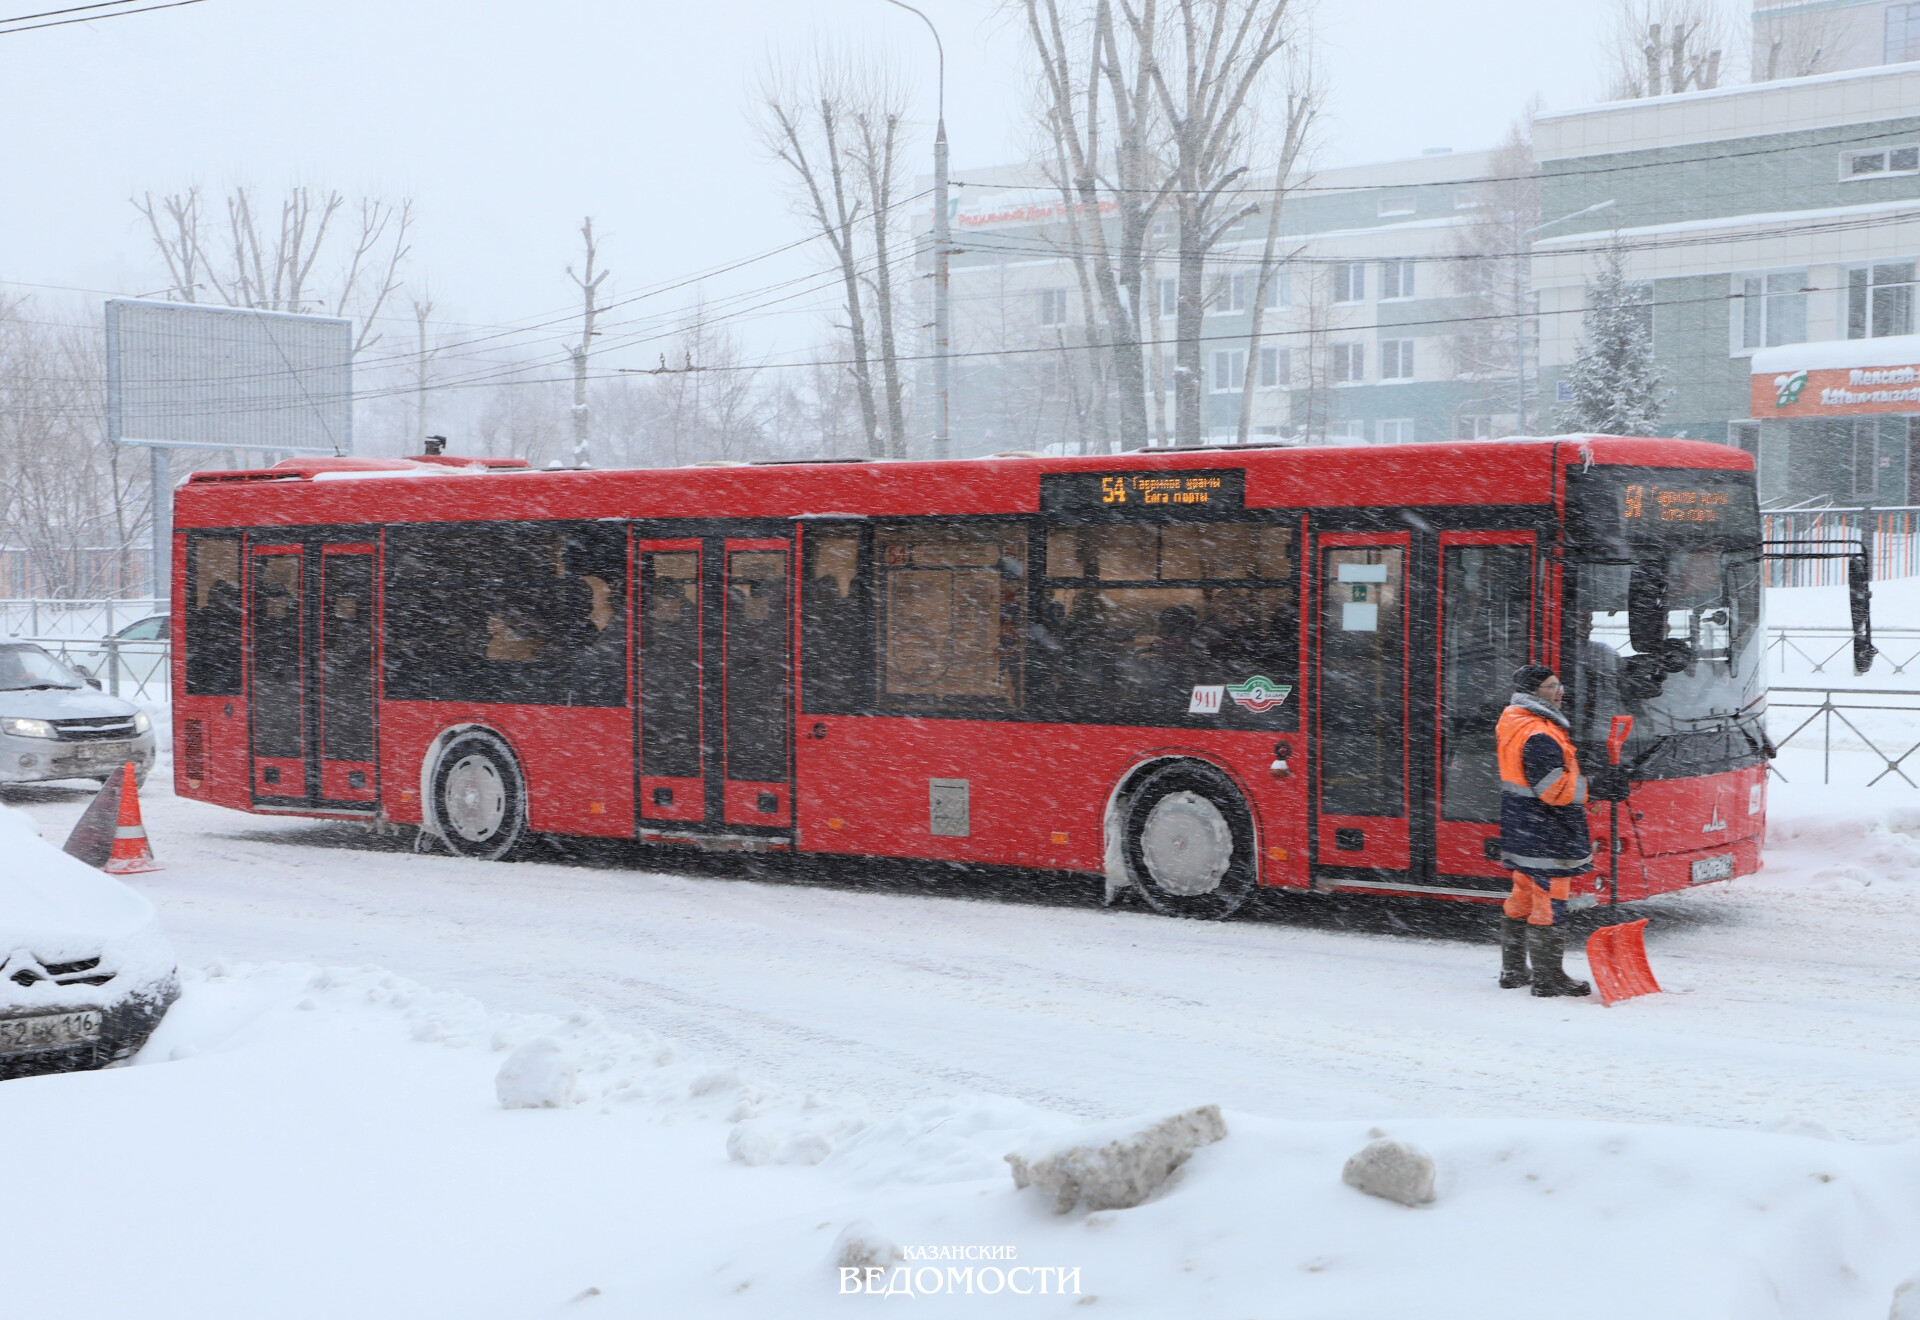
(1122, 761, 1257, 920)
(429, 731, 527, 861)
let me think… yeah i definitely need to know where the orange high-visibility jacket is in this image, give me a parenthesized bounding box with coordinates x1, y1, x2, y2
(1497, 696, 1594, 877)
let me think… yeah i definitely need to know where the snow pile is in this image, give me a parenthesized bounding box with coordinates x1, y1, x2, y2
(0, 801, 176, 1012)
(1766, 790, 1920, 889)
(1342, 1135, 1438, 1206)
(1006, 1103, 1228, 1213)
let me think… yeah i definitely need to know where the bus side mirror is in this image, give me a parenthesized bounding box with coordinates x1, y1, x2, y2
(1849, 549, 1876, 677)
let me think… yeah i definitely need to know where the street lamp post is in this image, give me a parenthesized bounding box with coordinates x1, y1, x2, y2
(883, 0, 951, 461)
(1519, 199, 1616, 434)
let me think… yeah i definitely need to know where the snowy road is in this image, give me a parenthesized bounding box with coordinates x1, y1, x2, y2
(8, 773, 1920, 1142)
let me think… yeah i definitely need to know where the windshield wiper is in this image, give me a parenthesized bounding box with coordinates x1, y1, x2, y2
(4, 682, 80, 691)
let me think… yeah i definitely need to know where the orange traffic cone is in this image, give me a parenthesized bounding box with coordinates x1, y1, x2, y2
(101, 761, 161, 874)
(1586, 919, 1659, 1006)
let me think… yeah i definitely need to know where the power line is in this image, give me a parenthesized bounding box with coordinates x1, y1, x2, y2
(0, 0, 206, 35)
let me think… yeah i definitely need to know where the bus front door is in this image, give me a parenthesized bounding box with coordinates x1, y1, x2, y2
(637, 536, 793, 835)
(1313, 533, 1411, 874)
(248, 537, 378, 809)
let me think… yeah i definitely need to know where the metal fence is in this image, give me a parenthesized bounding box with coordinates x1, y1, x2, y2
(1, 598, 165, 641)
(1767, 626, 1920, 679)
(1762, 507, 1920, 586)
(1767, 686, 1920, 787)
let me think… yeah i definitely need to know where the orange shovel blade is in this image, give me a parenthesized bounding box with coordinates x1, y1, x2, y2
(1586, 919, 1660, 1005)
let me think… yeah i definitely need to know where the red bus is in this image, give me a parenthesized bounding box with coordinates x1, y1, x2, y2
(169, 435, 1769, 918)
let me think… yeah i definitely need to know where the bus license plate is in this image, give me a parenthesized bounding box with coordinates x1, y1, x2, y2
(0, 1009, 103, 1055)
(1690, 853, 1735, 884)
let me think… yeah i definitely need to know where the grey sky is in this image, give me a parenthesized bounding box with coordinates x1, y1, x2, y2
(0, 0, 1615, 365)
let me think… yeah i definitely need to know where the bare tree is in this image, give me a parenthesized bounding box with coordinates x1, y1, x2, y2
(1753, 1, 1843, 81)
(131, 186, 414, 355)
(759, 57, 885, 458)
(1450, 124, 1540, 437)
(567, 218, 610, 468)
(1132, 0, 1303, 445)
(1601, 0, 1735, 99)
(1234, 66, 1317, 444)
(849, 80, 914, 458)
(1021, 0, 1170, 450)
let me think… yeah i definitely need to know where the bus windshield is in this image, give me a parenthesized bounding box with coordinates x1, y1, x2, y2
(1562, 466, 1767, 775)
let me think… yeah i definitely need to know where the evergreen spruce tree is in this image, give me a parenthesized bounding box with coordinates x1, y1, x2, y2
(1554, 243, 1670, 435)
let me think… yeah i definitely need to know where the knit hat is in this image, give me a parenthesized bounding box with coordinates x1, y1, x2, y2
(1511, 664, 1557, 695)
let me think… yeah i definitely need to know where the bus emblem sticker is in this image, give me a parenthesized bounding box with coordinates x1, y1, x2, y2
(1225, 676, 1292, 713)
(1188, 685, 1224, 714)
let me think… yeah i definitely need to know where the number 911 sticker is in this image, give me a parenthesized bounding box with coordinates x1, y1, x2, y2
(1190, 677, 1293, 715)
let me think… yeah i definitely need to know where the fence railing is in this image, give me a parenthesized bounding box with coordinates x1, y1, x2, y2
(1767, 626, 1920, 678)
(1762, 507, 1920, 586)
(1, 598, 164, 642)
(1766, 686, 1920, 786)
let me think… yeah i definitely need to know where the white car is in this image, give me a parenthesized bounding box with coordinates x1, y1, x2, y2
(57, 614, 169, 698)
(0, 802, 179, 1080)
(0, 644, 158, 787)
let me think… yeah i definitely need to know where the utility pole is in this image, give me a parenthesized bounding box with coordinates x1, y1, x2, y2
(567, 218, 609, 468)
(411, 295, 435, 444)
(884, 0, 951, 460)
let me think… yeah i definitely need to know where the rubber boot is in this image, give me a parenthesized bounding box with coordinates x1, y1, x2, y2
(1498, 916, 1531, 988)
(1527, 925, 1592, 998)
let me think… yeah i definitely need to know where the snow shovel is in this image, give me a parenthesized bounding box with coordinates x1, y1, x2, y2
(1586, 919, 1660, 1005)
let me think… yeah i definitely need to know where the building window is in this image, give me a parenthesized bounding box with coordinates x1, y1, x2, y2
(1379, 259, 1416, 300)
(1326, 420, 1368, 443)
(1456, 414, 1495, 440)
(1038, 288, 1068, 327)
(1454, 189, 1486, 210)
(1853, 419, 1883, 498)
(1333, 262, 1366, 303)
(1264, 270, 1290, 308)
(1158, 277, 1178, 318)
(1847, 262, 1916, 338)
(1378, 419, 1414, 445)
(1728, 421, 1760, 460)
(1151, 214, 1176, 242)
(1215, 273, 1253, 314)
(1842, 145, 1920, 178)
(1888, 4, 1920, 64)
(1736, 270, 1808, 351)
(1258, 345, 1290, 389)
(1331, 342, 1365, 383)
(1211, 349, 1246, 392)
(1380, 338, 1415, 380)
(1377, 193, 1416, 218)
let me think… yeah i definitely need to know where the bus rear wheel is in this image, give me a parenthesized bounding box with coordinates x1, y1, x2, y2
(430, 731, 527, 861)
(1122, 761, 1257, 920)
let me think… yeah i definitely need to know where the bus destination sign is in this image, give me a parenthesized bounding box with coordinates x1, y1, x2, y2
(1041, 468, 1245, 514)
(1621, 482, 1731, 525)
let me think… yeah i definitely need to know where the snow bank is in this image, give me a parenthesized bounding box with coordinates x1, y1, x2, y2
(5, 954, 1911, 1318)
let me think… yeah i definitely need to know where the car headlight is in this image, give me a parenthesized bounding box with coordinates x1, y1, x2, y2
(1, 717, 56, 740)
(133, 711, 152, 734)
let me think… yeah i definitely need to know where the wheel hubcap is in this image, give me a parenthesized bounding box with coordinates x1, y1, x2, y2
(444, 755, 506, 842)
(1140, 790, 1233, 896)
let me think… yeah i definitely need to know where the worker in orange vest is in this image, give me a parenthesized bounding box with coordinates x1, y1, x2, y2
(1497, 665, 1594, 997)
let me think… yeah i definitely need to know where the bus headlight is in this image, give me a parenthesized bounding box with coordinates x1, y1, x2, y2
(2, 717, 57, 740)
(133, 711, 152, 735)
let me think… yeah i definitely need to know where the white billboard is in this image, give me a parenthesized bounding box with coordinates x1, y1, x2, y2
(105, 299, 352, 455)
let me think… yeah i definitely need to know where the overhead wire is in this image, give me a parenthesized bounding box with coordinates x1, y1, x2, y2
(0, 0, 207, 36)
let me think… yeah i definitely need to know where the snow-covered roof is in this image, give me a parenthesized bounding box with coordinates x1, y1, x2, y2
(1751, 335, 1920, 374)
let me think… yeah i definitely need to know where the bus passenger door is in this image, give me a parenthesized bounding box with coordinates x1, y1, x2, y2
(637, 540, 707, 825)
(1433, 532, 1536, 880)
(1313, 533, 1411, 872)
(248, 543, 307, 802)
(720, 539, 792, 828)
(316, 544, 378, 805)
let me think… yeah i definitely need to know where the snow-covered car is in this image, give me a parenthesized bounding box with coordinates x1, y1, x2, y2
(0, 643, 157, 787)
(0, 802, 178, 1080)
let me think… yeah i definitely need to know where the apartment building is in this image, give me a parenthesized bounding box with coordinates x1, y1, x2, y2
(921, 148, 1507, 455)
(1533, 61, 1920, 505)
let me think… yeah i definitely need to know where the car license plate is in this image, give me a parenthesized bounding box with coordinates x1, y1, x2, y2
(75, 743, 125, 762)
(0, 1009, 103, 1055)
(1690, 853, 1735, 884)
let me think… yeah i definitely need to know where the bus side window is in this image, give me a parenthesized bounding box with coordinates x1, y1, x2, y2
(184, 536, 243, 696)
(874, 523, 1026, 711)
(385, 522, 627, 707)
(801, 530, 872, 714)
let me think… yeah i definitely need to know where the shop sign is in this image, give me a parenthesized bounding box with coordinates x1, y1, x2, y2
(1751, 361, 1920, 416)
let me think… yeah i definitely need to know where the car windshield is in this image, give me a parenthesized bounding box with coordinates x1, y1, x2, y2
(0, 644, 86, 691)
(1563, 466, 1767, 771)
